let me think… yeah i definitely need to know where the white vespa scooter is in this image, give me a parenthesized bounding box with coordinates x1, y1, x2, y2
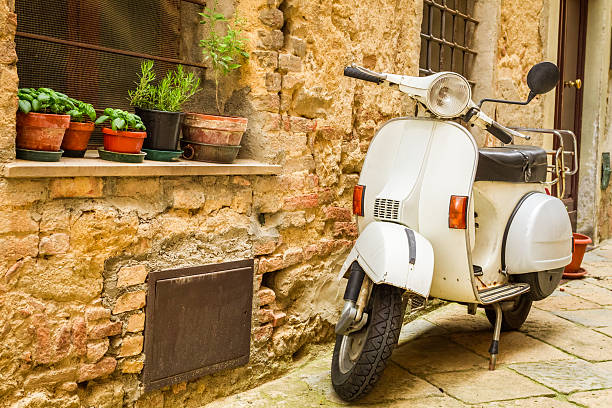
(331, 62, 576, 401)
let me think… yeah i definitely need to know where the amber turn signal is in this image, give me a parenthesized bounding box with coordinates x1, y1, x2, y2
(449, 195, 468, 229)
(353, 185, 365, 216)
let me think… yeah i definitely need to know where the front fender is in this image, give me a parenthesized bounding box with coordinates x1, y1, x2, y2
(338, 222, 434, 297)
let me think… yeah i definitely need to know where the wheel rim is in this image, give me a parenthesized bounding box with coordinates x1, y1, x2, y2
(338, 327, 368, 374)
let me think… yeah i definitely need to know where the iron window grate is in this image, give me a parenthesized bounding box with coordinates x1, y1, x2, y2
(419, 0, 478, 84)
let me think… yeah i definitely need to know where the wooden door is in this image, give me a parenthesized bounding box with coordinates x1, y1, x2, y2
(554, 0, 588, 230)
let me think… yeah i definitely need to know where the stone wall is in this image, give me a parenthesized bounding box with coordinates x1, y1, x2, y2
(0, 0, 424, 406)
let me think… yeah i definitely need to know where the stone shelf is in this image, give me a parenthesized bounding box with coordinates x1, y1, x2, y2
(2, 152, 281, 178)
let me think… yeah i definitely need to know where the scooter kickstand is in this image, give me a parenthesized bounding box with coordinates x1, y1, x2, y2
(488, 303, 502, 370)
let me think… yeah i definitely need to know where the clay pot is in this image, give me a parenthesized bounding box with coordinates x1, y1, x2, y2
(563, 233, 592, 278)
(102, 127, 147, 154)
(16, 112, 71, 151)
(182, 113, 248, 146)
(61, 121, 95, 157)
(181, 139, 240, 163)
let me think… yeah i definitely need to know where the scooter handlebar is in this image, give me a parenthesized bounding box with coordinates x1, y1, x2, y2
(344, 66, 385, 84)
(486, 121, 514, 144)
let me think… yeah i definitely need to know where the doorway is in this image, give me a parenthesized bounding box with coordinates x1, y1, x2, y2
(554, 0, 588, 230)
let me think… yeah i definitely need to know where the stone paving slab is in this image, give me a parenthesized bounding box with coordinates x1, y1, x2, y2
(534, 290, 601, 312)
(397, 318, 447, 344)
(524, 325, 612, 361)
(584, 276, 612, 290)
(553, 308, 612, 328)
(392, 335, 488, 375)
(476, 396, 579, 407)
(519, 308, 577, 334)
(450, 330, 571, 364)
(567, 389, 612, 408)
(425, 368, 554, 404)
(509, 359, 612, 394)
(581, 261, 612, 277)
(382, 395, 467, 407)
(422, 303, 492, 334)
(561, 280, 612, 306)
(595, 326, 612, 337)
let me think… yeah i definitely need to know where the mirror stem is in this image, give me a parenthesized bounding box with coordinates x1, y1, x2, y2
(478, 91, 537, 109)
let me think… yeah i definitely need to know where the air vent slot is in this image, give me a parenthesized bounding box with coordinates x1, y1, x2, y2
(373, 198, 400, 220)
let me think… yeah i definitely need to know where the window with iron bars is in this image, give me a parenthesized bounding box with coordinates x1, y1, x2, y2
(419, 0, 478, 85)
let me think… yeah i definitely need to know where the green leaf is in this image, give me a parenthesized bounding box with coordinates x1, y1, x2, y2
(18, 100, 31, 114)
(31, 99, 42, 111)
(66, 109, 80, 119)
(95, 115, 109, 125)
(112, 117, 126, 130)
(37, 93, 50, 103)
(19, 93, 34, 102)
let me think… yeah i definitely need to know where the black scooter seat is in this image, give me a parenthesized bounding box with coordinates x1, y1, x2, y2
(475, 145, 547, 183)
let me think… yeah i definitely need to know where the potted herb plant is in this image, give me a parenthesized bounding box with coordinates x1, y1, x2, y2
(181, 2, 249, 157)
(95, 108, 147, 154)
(17, 88, 71, 152)
(129, 60, 200, 152)
(61, 98, 97, 157)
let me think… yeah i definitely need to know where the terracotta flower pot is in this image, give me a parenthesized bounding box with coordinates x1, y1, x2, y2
(102, 127, 147, 154)
(182, 113, 248, 146)
(16, 112, 71, 151)
(563, 233, 592, 278)
(62, 121, 95, 157)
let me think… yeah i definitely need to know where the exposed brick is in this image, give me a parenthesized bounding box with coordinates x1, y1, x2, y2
(172, 188, 206, 210)
(113, 291, 146, 315)
(303, 244, 319, 261)
(333, 222, 358, 238)
(24, 367, 77, 388)
(265, 72, 282, 92)
(286, 35, 306, 57)
(252, 51, 279, 69)
(126, 313, 145, 333)
(253, 324, 273, 342)
(289, 116, 316, 133)
(71, 317, 87, 356)
(172, 382, 187, 394)
(86, 338, 109, 363)
(50, 177, 103, 199)
(32, 314, 51, 364)
(39, 233, 70, 255)
(251, 93, 281, 113)
(283, 193, 319, 210)
(283, 247, 303, 267)
(88, 321, 122, 340)
(258, 8, 284, 29)
(260, 112, 282, 131)
(258, 255, 283, 274)
(258, 29, 284, 50)
(85, 307, 110, 323)
(318, 187, 335, 205)
(271, 311, 286, 327)
(231, 176, 251, 186)
(118, 335, 143, 357)
(113, 178, 161, 197)
(121, 358, 144, 374)
(0, 209, 38, 234)
(253, 239, 277, 256)
(0, 235, 39, 260)
(278, 54, 302, 73)
(60, 382, 78, 392)
(78, 357, 117, 382)
(254, 274, 263, 292)
(0, 179, 48, 205)
(117, 265, 148, 288)
(54, 321, 72, 361)
(324, 206, 352, 222)
(282, 74, 304, 90)
(257, 287, 276, 306)
(257, 308, 274, 324)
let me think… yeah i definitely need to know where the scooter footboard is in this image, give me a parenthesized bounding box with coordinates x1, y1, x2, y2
(338, 222, 434, 297)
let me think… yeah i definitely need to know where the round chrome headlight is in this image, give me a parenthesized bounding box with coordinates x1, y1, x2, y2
(425, 73, 471, 118)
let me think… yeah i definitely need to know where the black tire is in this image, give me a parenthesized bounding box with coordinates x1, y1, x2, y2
(331, 284, 404, 401)
(485, 294, 533, 331)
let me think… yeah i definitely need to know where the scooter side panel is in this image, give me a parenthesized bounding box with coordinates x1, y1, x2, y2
(505, 193, 573, 273)
(419, 122, 479, 303)
(338, 222, 434, 297)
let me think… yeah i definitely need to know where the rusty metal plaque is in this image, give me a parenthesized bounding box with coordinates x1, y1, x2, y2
(143, 259, 254, 391)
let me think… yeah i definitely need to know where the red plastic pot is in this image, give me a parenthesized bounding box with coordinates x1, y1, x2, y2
(563, 233, 592, 278)
(62, 121, 95, 155)
(182, 113, 248, 146)
(16, 112, 71, 151)
(102, 127, 147, 154)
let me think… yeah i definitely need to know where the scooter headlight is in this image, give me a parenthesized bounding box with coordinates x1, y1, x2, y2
(425, 73, 471, 118)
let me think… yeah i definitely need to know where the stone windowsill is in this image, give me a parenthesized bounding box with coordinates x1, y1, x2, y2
(1, 151, 280, 178)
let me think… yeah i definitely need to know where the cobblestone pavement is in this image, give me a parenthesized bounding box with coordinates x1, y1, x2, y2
(205, 243, 612, 407)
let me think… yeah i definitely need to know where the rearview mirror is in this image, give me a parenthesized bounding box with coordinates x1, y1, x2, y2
(527, 62, 560, 96)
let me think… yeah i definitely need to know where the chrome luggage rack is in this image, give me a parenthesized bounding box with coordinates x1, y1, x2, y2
(511, 128, 578, 198)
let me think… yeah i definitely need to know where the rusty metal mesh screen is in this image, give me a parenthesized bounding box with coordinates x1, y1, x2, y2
(15, 0, 204, 145)
(419, 0, 478, 84)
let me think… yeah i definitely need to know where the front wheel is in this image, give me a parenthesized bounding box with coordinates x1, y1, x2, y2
(485, 294, 532, 331)
(331, 284, 404, 401)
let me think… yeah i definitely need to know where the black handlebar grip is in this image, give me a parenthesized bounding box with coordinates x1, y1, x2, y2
(486, 121, 513, 144)
(344, 67, 384, 84)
